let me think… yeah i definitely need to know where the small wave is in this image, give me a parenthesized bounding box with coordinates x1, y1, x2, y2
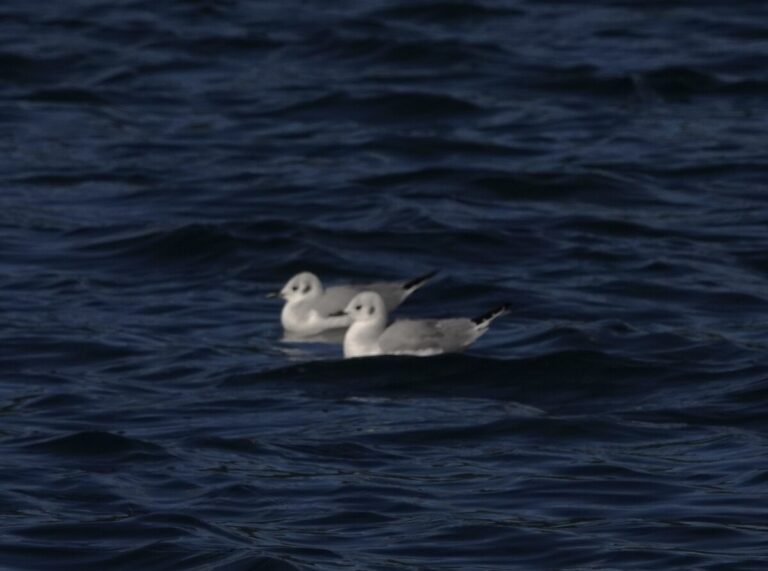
(0, 52, 75, 83)
(184, 435, 267, 456)
(221, 351, 672, 410)
(362, 414, 659, 446)
(555, 216, 676, 239)
(23, 87, 108, 105)
(26, 430, 171, 462)
(269, 91, 482, 123)
(2, 338, 143, 368)
(636, 66, 768, 99)
(528, 64, 768, 100)
(22, 393, 92, 410)
(359, 166, 639, 204)
(673, 375, 768, 429)
(473, 170, 637, 203)
(143, 33, 282, 59)
(278, 441, 402, 464)
(370, 1, 523, 23)
(13, 171, 155, 188)
(3, 528, 291, 571)
(736, 249, 768, 276)
(13, 519, 184, 543)
(72, 223, 243, 269)
(294, 510, 394, 526)
(305, 28, 504, 69)
(360, 135, 536, 161)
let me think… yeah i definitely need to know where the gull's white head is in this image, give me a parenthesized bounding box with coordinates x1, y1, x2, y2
(344, 291, 387, 324)
(280, 272, 323, 303)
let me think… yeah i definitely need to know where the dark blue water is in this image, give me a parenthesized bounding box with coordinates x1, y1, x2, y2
(2, 1, 768, 569)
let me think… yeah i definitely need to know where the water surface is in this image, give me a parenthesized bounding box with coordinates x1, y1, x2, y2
(1, 1, 767, 569)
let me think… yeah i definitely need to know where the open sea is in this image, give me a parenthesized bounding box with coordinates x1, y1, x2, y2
(1, 1, 767, 569)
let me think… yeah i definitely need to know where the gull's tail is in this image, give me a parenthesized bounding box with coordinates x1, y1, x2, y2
(471, 304, 510, 331)
(402, 270, 438, 295)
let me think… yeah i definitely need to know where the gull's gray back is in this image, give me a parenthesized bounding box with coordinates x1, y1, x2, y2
(315, 285, 362, 315)
(366, 282, 409, 310)
(319, 282, 407, 315)
(379, 318, 478, 354)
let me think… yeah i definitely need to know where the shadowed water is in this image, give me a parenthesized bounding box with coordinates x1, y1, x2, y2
(1, 1, 767, 569)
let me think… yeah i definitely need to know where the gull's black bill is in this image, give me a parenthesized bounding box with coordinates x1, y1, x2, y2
(328, 310, 347, 317)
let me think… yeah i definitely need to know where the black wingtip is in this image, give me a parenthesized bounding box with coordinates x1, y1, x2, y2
(471, 304, 511, 326)
(403, 270, 438, 291)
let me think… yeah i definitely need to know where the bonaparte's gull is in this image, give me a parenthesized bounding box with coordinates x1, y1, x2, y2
(271, 271, 436, 337)
(336, 291, 509, 358)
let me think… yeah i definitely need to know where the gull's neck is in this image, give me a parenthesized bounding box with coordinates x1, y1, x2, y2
(344, 319, 386, 358)
(282, 290, 320, 313)
(281, 295, 317, 331)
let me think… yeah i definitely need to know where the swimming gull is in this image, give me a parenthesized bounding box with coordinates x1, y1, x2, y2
(270, 271, 436, 337)
(336, 291, 509, 358)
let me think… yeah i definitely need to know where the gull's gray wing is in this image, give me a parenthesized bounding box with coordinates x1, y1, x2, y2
(365, 282, 411, 310)
(314, 285, 361, 315)
(378, 318, 478, 354)
(319, 282, 413, 314)
(367, 271, 436, 310)
(317, 272, 436, 315)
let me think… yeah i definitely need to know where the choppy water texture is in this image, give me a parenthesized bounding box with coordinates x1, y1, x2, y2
(1, 1, 768, 569)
